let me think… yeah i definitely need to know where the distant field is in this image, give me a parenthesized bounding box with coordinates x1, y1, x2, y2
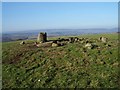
(2, 33, 119, 88)
(48, 33, 118, 40)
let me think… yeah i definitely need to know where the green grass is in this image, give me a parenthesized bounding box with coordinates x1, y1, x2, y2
(2, 33, 119, 88)
(49, 33, 118, 40)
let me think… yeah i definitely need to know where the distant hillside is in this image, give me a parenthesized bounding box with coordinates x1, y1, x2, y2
(2, 28, 117, 42)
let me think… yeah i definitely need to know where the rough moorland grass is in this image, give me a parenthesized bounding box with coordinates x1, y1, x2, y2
(2, 33, 119, 88)
(49, 33, 118, 40)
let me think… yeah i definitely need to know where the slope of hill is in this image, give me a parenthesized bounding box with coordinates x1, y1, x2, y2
(2, 33, 119, 88)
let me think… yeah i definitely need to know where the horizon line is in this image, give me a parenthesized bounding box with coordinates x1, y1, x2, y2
(2, 27, 118, 33)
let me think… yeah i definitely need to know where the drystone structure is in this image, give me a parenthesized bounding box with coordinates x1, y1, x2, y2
(37, 32, 47, 43)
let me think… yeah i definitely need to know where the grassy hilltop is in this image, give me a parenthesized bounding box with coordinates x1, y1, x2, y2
(2, 33, 119, 88)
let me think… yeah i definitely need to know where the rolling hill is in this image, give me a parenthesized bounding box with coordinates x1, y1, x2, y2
(2, 33, 119, 88)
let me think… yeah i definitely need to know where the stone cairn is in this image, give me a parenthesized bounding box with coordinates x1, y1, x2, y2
(35, 32, 109, 48)
(37, 32, 47, 43)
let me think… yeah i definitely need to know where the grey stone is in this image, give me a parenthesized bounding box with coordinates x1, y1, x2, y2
(34, 42, 38, 45)
(60, 43, 64, 46)
(37, 32, 47, 43)
(106, 44, 111, 47)
(101, 37, 107, 43)
(98, 37, 102, 40)
(36, 42, 52, 47)
(85, 43, 92, 47)
(74, 37, 79, 42)
(20, 41, 25, 45)
(68, 37, 74, 43)
(52, 43, 59, 47)
(85, 43, 93, 49)
(99, 37, 107, 43)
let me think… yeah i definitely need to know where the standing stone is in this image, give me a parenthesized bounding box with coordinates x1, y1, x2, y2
(37, 32, 47, 43)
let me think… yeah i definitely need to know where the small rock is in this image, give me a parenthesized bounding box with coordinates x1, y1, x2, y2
(38, 79, 41, 82)
(40, 41, 43, 43)
(36, 42, 53, 47)
(101, 61, 106, 64)
(79, 38, 84, 41)
(34, 42, 38, 45)
(52, 43, 58, 47)
(60, 43, 64, 46)
(101, 37, 107, 43)
(98, 37, 102, 40)
(85, 41, 89, 43)
(74, 37, 79, 42)
(81, 41, 84, 44)
(52, 40, 57, 43)
(106, 44, 111, 47)
(77, 39, 80, 42)
(85, 43, 92, 47)
(20, 41, 25, 45)
(113, 62, 119, 66)
(68, 37, 74, 43)
(99, 37, 107, 43)
(56, 40, 59, 43)
(36, 44, 40, 47)
(85, 43, 93, 49)
(88, 46, 92, 49)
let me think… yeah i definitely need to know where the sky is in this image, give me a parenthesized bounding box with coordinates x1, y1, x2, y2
(0, 2, 2, 33)
(2, 2, 118, 32)
(2, 0, 119, 2)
